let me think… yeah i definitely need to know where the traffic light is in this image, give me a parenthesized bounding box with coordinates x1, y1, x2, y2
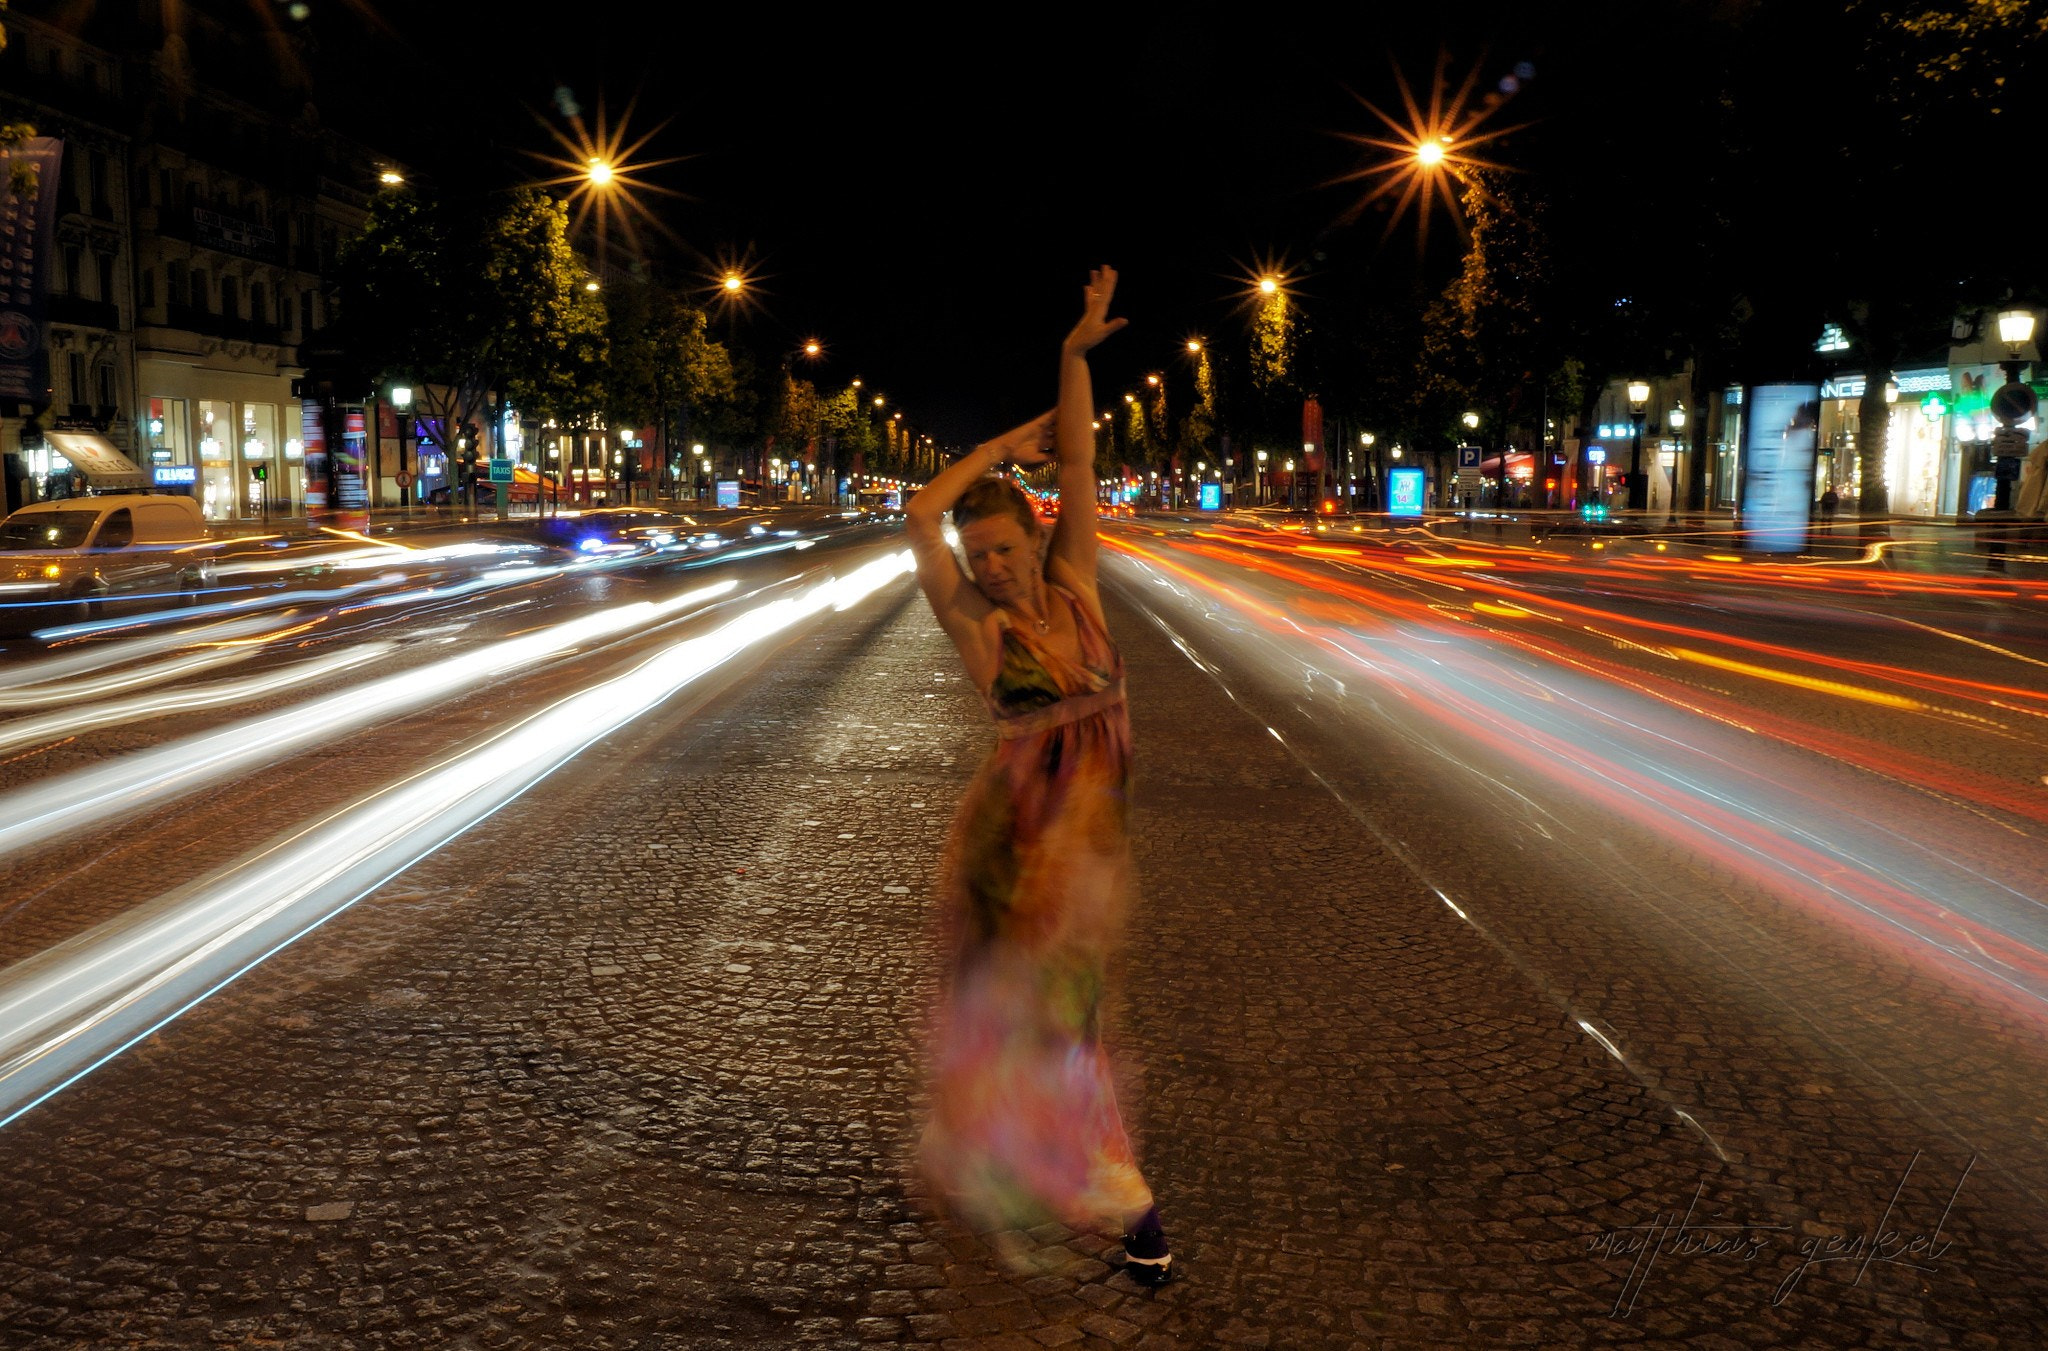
(251, 464, 268, 482)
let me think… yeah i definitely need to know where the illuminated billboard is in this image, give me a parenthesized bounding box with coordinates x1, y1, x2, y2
(1388, 467, 1426, 517)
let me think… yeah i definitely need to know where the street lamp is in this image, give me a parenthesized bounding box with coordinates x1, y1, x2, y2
(586, 159, 614, 187)
(1989, 307, 2037, 511)
(1187, 339, 1203, 353)
(1259, 276, 1279, 295)
(1626, 379, 1650, 512)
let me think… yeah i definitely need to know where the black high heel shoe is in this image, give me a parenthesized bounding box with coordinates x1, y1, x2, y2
(1122, 1207, 1174, 1288)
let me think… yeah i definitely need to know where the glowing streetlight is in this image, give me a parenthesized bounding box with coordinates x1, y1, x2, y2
(378, 170, 404, 186)
(1187, 339, 1203, 353)
(584, 280, 600, 292)
(1416, 138, 1447, 166)
(803, 340, 822, 358)
(723, 273, 744, 293)
(586, 159, 615, 187)
(1259, 277, 1279, 295)
(873, 396, 885, 407)
(1461, 411, 1480, 430)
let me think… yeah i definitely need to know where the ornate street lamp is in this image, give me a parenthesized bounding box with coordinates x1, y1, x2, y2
(1626, 380, 1650, 512)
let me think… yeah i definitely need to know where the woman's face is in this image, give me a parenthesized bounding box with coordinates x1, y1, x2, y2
(957, 513, 1039, 604)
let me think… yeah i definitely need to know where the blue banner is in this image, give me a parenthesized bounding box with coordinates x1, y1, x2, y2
(0, 138, 65, 405)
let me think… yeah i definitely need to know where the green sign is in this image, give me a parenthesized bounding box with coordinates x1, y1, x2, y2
(488, 457, 514, 484)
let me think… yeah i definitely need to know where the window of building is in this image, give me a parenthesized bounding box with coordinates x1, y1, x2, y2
(250, 281, 268, 325)
(62, 245, 82, 295)
(97, 252, 113, 302)
(140, 267, 155, 310)
(68, 353, 86, 406)
(282, 292, 297, 333)
(96, 363, 115, 409)
(166, 260, 186, 307)
(192, 268, 210, 312)
(160, 168, 177, 210)
(304, 289, 319, 331)
(221, 276, 238, 319)
(88, 150, 107, 213)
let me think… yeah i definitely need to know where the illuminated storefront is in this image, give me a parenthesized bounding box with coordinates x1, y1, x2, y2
(1816, 368, 1954, 517)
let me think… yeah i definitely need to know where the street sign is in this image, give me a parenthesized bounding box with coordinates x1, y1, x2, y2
(1457, 447, 1482, 470)
(488, 457, 514, 483)
(394, 470, 415, 488)
(1388, 467, 1425, 517)
(1990, 427, 2028, 460)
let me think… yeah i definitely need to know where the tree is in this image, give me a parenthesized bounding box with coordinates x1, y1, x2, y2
(604, 278, 736, 493)
(334, 186, 605, 470)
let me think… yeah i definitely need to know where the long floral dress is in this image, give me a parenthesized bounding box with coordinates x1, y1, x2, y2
(920, 583, 1155, 1235)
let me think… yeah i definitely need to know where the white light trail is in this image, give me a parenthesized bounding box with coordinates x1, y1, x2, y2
(0, 579, 742, 860)
(0, 550, 914, 1127)
(0, 646, 393, 756)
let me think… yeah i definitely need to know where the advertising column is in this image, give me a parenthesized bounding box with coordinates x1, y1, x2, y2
(334, 406, 371, 533)
(1740, 384, 1821, 554)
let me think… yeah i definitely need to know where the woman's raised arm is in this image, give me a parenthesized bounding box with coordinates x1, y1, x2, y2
(1049, 266, 1126, 586)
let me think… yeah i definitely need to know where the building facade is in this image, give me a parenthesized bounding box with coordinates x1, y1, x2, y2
(2, 4, 390, 522)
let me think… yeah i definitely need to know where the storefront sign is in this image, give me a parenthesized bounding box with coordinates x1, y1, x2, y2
(191, 207, 280, 263)
(1740, 384, 1820, 554)
(0, 138, 64, 403)
(154, 465, 198, 486)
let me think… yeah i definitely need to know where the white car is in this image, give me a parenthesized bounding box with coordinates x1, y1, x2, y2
(0, 494, 216, 630)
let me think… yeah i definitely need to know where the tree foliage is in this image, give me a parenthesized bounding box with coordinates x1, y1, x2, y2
(335, 186, 605, 446)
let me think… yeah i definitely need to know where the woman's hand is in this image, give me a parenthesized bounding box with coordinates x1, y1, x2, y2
(979, 411, 1057, 469)
(1062, 265, 1128, 355)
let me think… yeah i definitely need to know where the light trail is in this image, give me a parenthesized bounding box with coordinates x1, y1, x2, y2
(0, 646, 394, 757)
(0, 549, 916, 1128)
(0, 579, 744, 860)
(1102, 529, 2048, 1016)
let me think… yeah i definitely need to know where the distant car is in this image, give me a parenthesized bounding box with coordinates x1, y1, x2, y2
(528, 508, 698, 555)
(0, 493, 215, 630)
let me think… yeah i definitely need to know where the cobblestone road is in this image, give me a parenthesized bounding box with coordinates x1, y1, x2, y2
(2, 553, 2045, 1349)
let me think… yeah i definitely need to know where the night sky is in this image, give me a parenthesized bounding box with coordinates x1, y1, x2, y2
(329, 2, 1743, 442)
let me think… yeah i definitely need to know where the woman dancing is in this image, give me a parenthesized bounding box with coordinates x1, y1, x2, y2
(904, 266, 1171, 1286)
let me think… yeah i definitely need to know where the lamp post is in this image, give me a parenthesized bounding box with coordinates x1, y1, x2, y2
(1625, 380, 1650, 513)
(1256, 448, 1269, 505)
(1665, 403, 1687, 524)
(1990, 308, 2038, 512)
(390, 384, 413, 519)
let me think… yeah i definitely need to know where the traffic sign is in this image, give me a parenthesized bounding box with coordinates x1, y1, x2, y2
(1990, 381, 2038, 426)
(395, 470, 415, 488)
(488, 457, 515, 483)
(1457, 447, 1482, 470)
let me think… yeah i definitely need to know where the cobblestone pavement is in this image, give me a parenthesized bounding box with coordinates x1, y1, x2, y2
(2, 543, 2046, 1348)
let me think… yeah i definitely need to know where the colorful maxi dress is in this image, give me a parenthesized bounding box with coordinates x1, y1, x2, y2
(921, 583, 1155, 1234)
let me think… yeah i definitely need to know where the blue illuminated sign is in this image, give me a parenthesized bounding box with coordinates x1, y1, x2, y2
(716, 479, 739, 509)
(1586, 447, 1607, 464)
(1198, 482, 1222, 510)
(153, 465, 198, 485)
(1388, 466, 1425, 517)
